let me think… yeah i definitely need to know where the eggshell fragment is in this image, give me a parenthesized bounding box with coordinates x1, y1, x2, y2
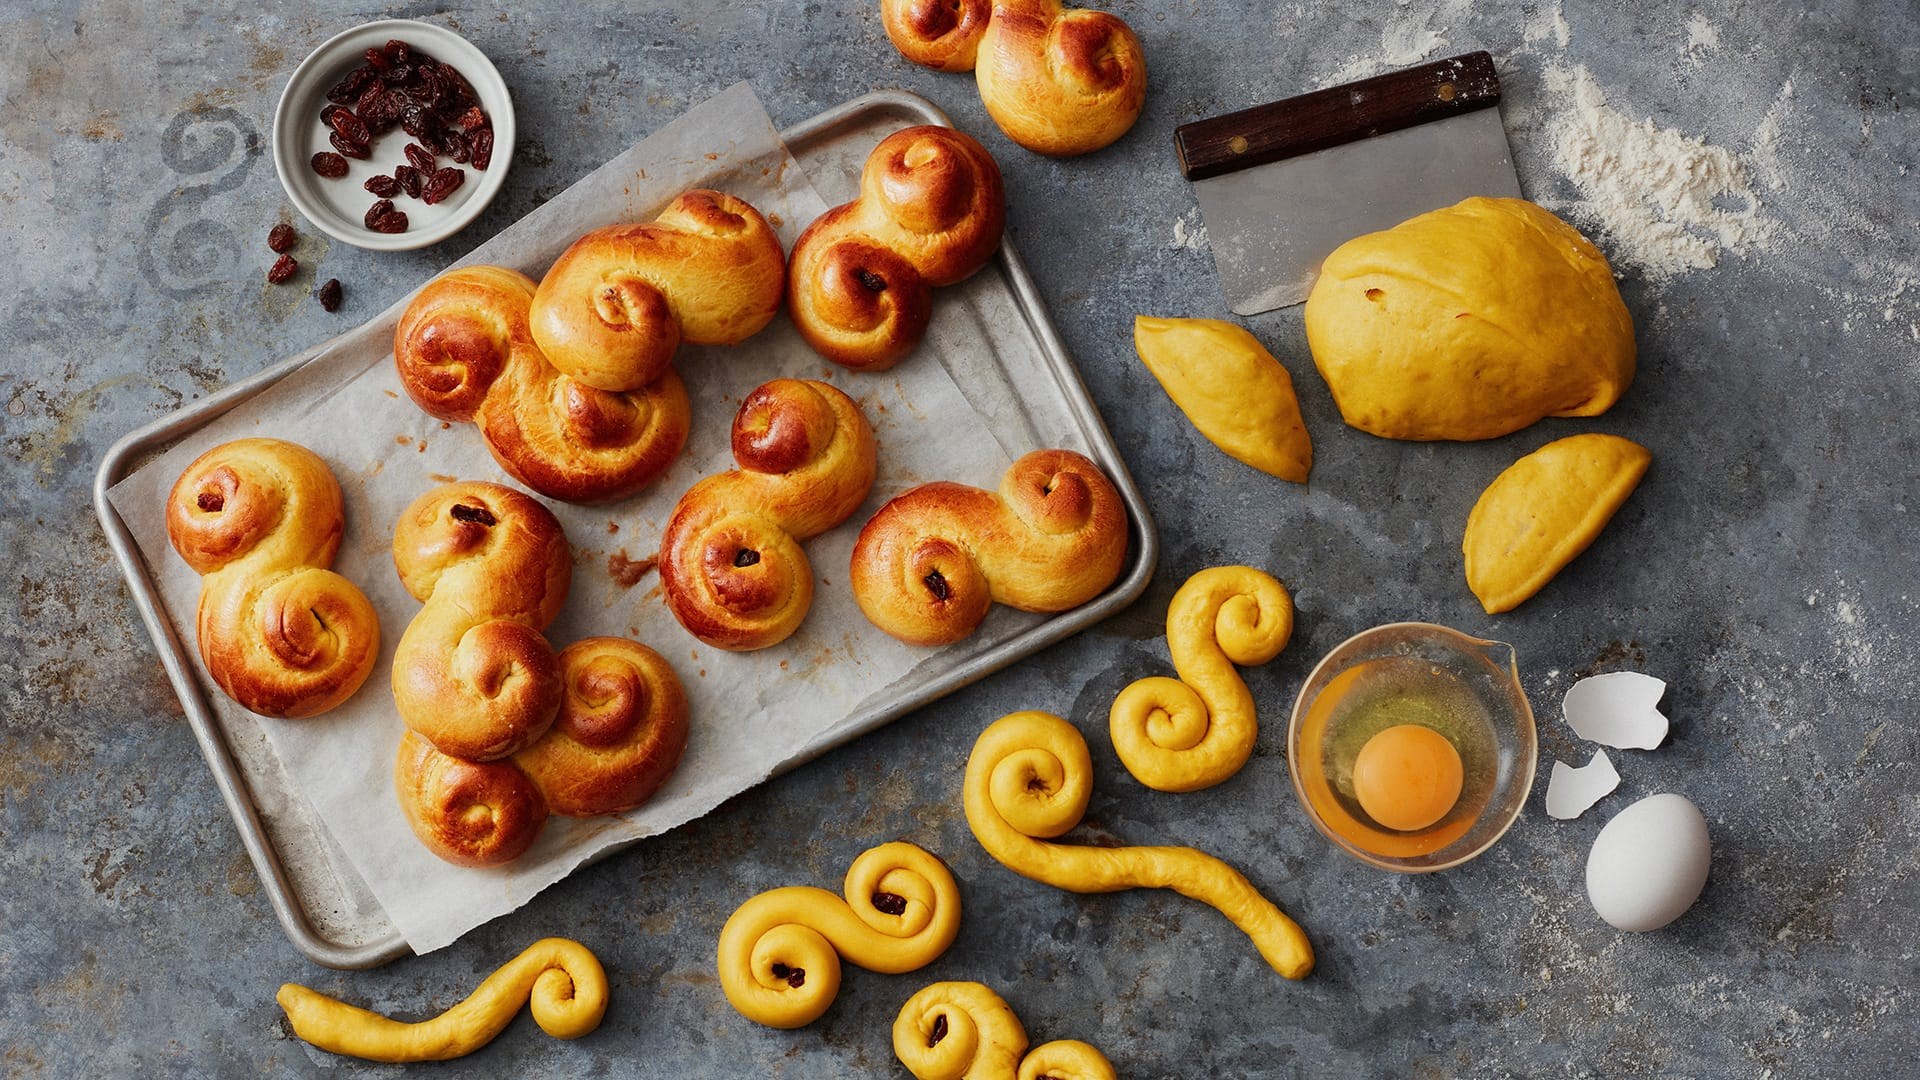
(1585, 793, 1711, 932)
(1545, 749, 1620, 820)
(1563, 670, 1669, 749)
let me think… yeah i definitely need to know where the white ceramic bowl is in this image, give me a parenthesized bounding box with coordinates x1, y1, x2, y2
(271, 19, 515, 251)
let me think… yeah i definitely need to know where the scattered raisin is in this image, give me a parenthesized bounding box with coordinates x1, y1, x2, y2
(371, 209, 409, 234)
(457, 105, 488, 131)
(364, 46, 391, 71)
(317, 278, 343, 312)
(469, 127, 493, 171)
(421, 166, 464, 205)
(364, 199, 396, 229)
(329, 132, 369, 160)
(444, 130, 469, 164)
(394, 164, 423, 198)
(439, 62, 477, 106)
(405, 142, 435, 172)
(310, 151, 349, 178)
(267, 223, 296, 253)
(266, 254, 297, 284)
(325, 67, 370, 105)
(384, 39, 413, 65)
(364, 174, 400, 198)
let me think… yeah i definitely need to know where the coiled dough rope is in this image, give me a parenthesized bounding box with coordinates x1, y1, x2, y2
(892, 980, 1116, 1080)
(965, 711, 1313, 979)
(276, 937, 608, 1062)
(1108, 565, 1293, 792)
(717, 841, 961, 1028)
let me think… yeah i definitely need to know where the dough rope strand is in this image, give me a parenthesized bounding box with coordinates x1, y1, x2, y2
(276, 937, 608, 1062)
(1108, 566, 1293, 791)
(965, 711, 1314, 979)
(892, 980, 1117, 1080)
(717, 841, 962, 1028)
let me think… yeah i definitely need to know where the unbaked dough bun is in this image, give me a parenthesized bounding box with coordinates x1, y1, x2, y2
(1303, 196, 1635, 442)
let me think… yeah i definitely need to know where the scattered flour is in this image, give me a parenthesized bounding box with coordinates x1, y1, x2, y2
(1169, 207, 1208, 252)
(1316, 0, 1468, 84)
(1684, 13, 1722, 64)
(1524, 0, 1571, 48)
(1545, 65, 1776, 280)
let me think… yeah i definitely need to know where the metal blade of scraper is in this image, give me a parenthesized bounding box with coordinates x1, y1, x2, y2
(1174, 52, 1521, 316)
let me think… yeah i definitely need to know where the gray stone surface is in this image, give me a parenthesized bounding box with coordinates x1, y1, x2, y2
(2, 1, 1915, 1075)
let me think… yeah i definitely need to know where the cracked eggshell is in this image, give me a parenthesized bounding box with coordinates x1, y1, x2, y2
(1546, 749, 1620, 820)
(1564, 670, 1669, 749)
(1586, 793, 1711, 932)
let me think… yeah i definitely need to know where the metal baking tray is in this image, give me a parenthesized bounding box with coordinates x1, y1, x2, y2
(93, 89, 1158, 968)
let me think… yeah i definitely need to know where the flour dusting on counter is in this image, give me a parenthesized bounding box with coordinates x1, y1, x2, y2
(1546, 65, 1775, 280)
(1170, 207, 1208, 252)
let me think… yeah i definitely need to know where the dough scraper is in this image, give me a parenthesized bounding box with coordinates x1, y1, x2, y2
(1175, 51, 1522, 316)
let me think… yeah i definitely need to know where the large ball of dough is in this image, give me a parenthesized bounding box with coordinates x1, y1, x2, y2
(1303, 197, 1635, 441)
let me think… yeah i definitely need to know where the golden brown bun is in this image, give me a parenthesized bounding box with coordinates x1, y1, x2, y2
(850, 449, 1127, 646)
(390, 482, 571, 761)
(660, 380, 878, 651)
(787, 126, 1004, 371)
(528, 191, 787, 392)
(881, 0, 992, 70)
(165, 438, 379, 718)
(395, 730, 550, 867)
(975, 0, 1146, 156)
(513, 637, 690, 816)
(394, 265, 690, 504)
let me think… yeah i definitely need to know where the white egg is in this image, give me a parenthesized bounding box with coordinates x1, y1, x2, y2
(1585, 793, 1711, 931)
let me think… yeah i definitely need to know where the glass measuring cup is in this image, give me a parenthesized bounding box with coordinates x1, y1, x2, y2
(1288, 622, 1537, 872)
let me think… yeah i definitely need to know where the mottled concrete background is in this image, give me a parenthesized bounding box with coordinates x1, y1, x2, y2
(2, 1, 1915, 1076)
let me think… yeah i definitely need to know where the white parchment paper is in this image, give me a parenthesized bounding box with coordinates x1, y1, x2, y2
(108, 84, 1093, 953)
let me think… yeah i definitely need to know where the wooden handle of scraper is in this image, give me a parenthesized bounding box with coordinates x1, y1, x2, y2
(1174, 51, 1503, 182)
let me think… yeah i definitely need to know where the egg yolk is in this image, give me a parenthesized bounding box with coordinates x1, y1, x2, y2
(1352, 724, 1464, 832)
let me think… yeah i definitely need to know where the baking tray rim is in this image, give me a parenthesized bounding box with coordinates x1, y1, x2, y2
(92, 88, 1160, 969)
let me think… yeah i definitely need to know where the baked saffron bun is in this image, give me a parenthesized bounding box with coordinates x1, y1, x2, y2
(165, 438, 379, 718)
(787, 126, 1004, 371)
(513, 637, 690, 817)
(390, 482, 571, 761)
(850, 449, 1127, 645)
(529, 190, 787, 392)
(660, 380, 878, 650)
(394, 265, 690, 503)
(880, 0, 1147, 157)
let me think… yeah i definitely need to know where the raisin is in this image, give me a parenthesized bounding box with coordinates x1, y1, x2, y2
(857, 268, 886, 292)
(372, 209, 409, 234)
(364, 199, 396, 229)
(267, 223, 296, 253)
(400, 103, 431, 138)
(196, 490, 224, 512)
(310, 151, 350, 178)
(443, 130, 469, 164)
(872, 892, 908, 916)
(385, 39, 413, 65)
(732, 548, 760, 568)
(363, 174, 399, 198)
(326, 66, 372, 104)
(449, 504, 496, 526)
(929, 1015, 948, 1047)
(469, 126, 493, 171)
(394, 164, 423, 198)
(355, 79, 386, 118)
(329, 132, 369, 160)
(317, 278, 343, 312)
(923, 570, 950, 601)
(768, 963, 805, 989)
(266, 254, 297, 284)
(415, 66, 447, 107)
(421, 166, 464, 205)
(328, 108, 370, 147)
(457, 105, 488, 131)
(364, 46, 391, 71)
(439, 62, 477, 106)
(385, 63, 413, 85)
(405, 142, 435, 172)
